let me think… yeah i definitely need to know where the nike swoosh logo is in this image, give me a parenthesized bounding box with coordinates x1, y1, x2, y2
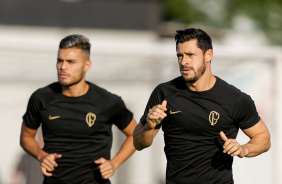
(170, 110, 181, 114)
(49, 115, 60, 120)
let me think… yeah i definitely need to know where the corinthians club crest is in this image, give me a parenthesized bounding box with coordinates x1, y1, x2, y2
(209, 111, 220, 126)
(86, 112, 96, 127)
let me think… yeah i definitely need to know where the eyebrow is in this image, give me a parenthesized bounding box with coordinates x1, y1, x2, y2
(57, 58, 76, 62)
(177, 53, 183, 57)
(185, 51, 194, 55)
(177, 51, 194, 56)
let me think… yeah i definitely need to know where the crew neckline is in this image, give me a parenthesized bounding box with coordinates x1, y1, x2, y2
(60, 82, 92, 99)
(185, 76, 219, 95)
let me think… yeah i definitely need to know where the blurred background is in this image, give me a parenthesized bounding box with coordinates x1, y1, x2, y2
(0, 0, 281, 183)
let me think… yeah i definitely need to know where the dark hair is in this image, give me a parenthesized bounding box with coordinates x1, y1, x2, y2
(175, 28, 212, 53)
(59, 34, 91, 53)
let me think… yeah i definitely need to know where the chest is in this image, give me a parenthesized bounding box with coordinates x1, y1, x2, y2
(39, 98, 113, 137)
(163, 93, 236, 135)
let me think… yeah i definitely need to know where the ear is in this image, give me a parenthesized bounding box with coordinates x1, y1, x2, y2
(84, 60, 92, 72)
(205, 49, 213, 63)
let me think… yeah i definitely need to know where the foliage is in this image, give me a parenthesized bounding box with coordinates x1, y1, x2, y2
(162, 0, 282, 45)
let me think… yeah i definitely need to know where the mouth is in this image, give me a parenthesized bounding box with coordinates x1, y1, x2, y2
(181, 67, 192, 74)
(58, 73, 69, 79)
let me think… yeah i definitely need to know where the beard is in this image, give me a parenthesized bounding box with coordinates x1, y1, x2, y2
(181, 59, 206, 84)
(58, 70, 85, 87)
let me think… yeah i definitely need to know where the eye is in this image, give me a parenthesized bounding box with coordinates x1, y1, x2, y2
(67, 60, 75, 64)
(177, 54, 183, 59)
(178, 56, 182, 60)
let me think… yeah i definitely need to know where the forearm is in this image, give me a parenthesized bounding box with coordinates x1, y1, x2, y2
(20, 123, 46, 161)
(20, 135, 46, 161)
(110, 135, 135, 170)
(242, 131, 271, 157)
(133, 123, 156, 150)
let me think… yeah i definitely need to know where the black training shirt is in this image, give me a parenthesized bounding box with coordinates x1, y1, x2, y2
(23, 82, 133, 184)
(140, 76, 260, 184)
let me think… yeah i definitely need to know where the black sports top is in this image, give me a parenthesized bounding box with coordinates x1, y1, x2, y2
(23, 82, 133, 184)
(140, 76, 260, 184)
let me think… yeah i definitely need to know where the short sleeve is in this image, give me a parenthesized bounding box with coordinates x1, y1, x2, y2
(233, 94, 260, 130)
(140, 85, 164, 127)
(22, 91, 42, 129)
(111, 97, 133, 130)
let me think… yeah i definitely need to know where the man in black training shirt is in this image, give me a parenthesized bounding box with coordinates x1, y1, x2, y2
(20, 34, 137, 184)
(133, 28, 271, 184)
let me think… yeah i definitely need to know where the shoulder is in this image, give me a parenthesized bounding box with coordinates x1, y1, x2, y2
(144, 76, 186, 107)
(214, 77, 260, 128)
(30, 82, 60, 100)
(88, 82, 123, 103)
(213, 77, 256, 114)
(154, 76, 186, 97)
(25, 82, 60, 113)
(214, 77, 252, 102)
(157, 76, 186, 89)
(88, 82, 119, 98)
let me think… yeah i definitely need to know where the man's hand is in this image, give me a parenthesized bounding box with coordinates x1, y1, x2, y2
(220, 131, 249, 158)
(40, 153, 62, 176)
(146, 100, 167, 129)
(95, 158, 115, 179)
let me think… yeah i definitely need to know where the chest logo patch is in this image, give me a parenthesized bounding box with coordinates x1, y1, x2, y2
(209, 111, 220, 126)
(170, 110, 182, 114)
(86, 112, 96, 127)
(49, 115, 60, 120)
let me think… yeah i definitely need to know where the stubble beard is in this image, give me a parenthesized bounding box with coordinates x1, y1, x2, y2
(58, 71, 85, 88)
(181, 60, 206, 84)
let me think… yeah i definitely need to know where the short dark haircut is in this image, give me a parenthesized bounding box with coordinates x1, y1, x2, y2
(59, 34, 91, 54)
(175, 28, 213, 54)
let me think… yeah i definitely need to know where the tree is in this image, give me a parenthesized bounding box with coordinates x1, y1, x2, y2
(162, 0, 282, 45)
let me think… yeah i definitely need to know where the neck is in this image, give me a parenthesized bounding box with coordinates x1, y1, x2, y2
(186, 72, 216, 92)
(62, 81, 89, 97)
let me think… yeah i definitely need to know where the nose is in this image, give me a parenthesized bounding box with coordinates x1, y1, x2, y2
(58, 60, 67, 71)
(180, 55, 189, 66)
